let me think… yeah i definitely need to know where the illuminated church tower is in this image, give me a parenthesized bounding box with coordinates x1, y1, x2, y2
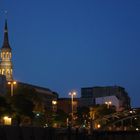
(0, 20, 13, 81)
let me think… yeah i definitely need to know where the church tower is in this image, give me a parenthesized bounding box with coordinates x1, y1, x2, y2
(0, 20, 13, 81)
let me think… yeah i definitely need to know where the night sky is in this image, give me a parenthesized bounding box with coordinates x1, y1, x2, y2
(1, 0, 140, 107)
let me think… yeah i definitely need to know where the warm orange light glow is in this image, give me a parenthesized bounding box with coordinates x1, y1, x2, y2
(52, 100, 57, 105)
(13, 81, 16, 85)
(3, 116, 12, 125)
(105, 101, 112, 109)
(8, 81, 17, 85)
(105, 101, 112, 105)
(4, 116, 8, 120)
(97, 124, 101, 129)
(7, 81, 17, 96)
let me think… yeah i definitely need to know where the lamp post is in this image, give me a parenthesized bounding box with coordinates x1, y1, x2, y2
(105, 101, 112, 109)
(90, 107, 95, 132)
(8, 81, 17, 96)
(69, 91, 76, 125)
(52, 100, 57, 112)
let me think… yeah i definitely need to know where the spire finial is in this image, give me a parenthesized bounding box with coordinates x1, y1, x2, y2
(4, 10, 8, 17)
(4, 18, 8, 32)
(4, 10, 8, 30)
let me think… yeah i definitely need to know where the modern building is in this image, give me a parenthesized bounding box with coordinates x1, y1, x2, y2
(96, 95, 123, 111)
(0, 20, 13, 81)
(80, 86, 130, 110)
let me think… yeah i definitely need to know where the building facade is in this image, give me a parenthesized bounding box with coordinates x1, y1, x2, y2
(57, 98, 78, 114)
(0, 20, 13, 81)
(80, 86, 131, 110)
(96, 95, 123, 111)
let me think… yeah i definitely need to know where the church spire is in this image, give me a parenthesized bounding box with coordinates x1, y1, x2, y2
(0, 19, 13, 81)
(2, 20, 11, 49)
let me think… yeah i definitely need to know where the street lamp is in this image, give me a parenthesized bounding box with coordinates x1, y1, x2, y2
(105, 101, 112, 109)
(89, 107, 95, 132)
(69, 91, 77, 124)
(8, 81, 17, 96)
(52, 100, 57, 112)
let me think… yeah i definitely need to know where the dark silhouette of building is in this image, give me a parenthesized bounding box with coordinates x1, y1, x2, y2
(17, 82, 58, 111)
(80, 86, 130, 110)
(0, 75, 7, 94)
(58, 98, 78, 114)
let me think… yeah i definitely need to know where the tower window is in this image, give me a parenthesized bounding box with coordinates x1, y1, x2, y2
(6, 52, 9, 58)
(3, 53, 5, 58)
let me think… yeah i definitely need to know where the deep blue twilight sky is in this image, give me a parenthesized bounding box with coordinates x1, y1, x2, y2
(0, 0, 140, 107)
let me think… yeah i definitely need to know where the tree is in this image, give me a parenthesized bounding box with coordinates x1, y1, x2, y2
(89, 104, 116, 129)
(11, 85, 48, 126)
(0, 95, 11, 117)
(75, 107, 90, 127)
(10, 93, 34, 125)
(92, 104, 116, 119)
(52, 109, 68, 127)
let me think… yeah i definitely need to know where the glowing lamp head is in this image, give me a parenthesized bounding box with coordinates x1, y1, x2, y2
(8, 81, 17, 85)
(109, 101, 112, 105)
(69, 91, 77, 96)
(52, 100, 57, 105)
(8, 82, 11, 85)
(13, 81, 16, 84)
(73, 92, 76, 96)
(105, 101, 112, 105)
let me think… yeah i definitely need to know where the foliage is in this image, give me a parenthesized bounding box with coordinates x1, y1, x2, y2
(5, 85, 47, 126)
(75, 107, 90, 126)
(0, 95, 11, 117)
(92, 104, 116, 119)
(11, 93, 34, 117)
(74, 105, 116, 128)
(53, 109, 68, 127)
